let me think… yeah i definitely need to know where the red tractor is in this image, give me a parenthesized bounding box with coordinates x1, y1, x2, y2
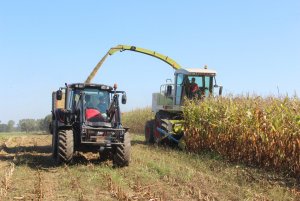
(50, 83, 130, 167)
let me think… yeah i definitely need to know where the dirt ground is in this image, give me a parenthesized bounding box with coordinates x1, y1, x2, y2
(0, 133, 299, 201)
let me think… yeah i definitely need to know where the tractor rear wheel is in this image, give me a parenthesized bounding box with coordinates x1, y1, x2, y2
(113, 133, 131, 167)
(52, 132, 58, 158)
(56, 129, 74, 164)
(51, 121, 58, 159)
(145, 120, 154, 144)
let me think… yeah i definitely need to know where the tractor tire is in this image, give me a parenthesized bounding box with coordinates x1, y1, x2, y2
(145, 120, 154, 144)
(51, 132, 58, 159)
(56, 129, 74, 164)
(51, 121, 58, 159)
(113, 133, 131, 167)
(99, 148, 112, 162)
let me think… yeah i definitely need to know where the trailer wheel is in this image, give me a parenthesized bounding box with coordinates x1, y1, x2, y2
(113, 133, 131, 167)
(145, 120, 154, 144)
(56, 129, 74, 164)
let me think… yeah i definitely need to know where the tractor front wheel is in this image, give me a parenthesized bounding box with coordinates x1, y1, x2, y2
(99, 148, 112, 162)
(113, 133, 131, 167)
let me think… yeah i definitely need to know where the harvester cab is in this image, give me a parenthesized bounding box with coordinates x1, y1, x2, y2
(152, 66, 223, 114)
(51, 83, 130, 166)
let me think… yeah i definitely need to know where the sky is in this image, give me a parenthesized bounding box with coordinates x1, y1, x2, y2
(0, 1, 299, 123)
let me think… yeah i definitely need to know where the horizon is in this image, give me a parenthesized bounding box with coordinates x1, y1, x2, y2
(1, 1, 299, 123)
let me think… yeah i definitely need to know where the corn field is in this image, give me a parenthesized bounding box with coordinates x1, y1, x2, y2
(122, 107, 154, 134)
(183, 96, 300, 179)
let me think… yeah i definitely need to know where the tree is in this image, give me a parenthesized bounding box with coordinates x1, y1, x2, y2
(0, 123, 8, 132)
(7, 120, 15, 132)
(18, 119, 37, 133)
(37, 114, 52, 133)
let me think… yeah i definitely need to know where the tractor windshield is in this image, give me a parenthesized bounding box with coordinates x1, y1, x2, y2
(84, 88, 110, 122)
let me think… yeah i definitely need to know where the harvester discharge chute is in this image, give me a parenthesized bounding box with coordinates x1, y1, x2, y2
(85, 45, 181, 84)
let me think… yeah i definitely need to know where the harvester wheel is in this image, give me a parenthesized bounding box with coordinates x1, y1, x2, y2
(160, 120, 170, 133)
(56, 129, 74, 164)
(113, 132, 131, 167)
(145, 120, 154, 144)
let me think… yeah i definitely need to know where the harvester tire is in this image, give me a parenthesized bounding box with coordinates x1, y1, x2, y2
(113, 132, 131, 167)
(56, 129, 74, 164)
(145, 120, 154, 144)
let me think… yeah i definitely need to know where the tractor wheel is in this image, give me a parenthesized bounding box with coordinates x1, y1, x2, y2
(51, 121, 58, 159)
(145, 120, 154, 144)
(56, 129, 74, 164)
(113, 133, 131, 167)
(51, 131, 58, 159)
(99, 148, 112, 162)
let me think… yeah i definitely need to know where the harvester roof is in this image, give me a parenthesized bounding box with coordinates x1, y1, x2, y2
(175, 68, 217, 76)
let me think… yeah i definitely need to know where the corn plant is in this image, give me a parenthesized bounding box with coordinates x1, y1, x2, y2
(183, 95, 300, 179)
(122, 107, 154, 134)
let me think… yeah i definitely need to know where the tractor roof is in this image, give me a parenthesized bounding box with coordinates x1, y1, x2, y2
(175, 68, 217, 76)
(68, 83, 113, 90)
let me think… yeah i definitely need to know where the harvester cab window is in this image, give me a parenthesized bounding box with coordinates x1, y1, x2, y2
(186, 75, 213, 98)
(205, 76, 214, 96)
(175, 73, 184, 105)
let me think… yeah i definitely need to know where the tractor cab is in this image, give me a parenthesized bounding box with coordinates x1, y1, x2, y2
(51, 83, 130, 166)
(152, 67, 222, 113)
(62, 83, 113, 125)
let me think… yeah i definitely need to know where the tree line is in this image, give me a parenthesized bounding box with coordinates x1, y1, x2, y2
(0, 114, 52, 133)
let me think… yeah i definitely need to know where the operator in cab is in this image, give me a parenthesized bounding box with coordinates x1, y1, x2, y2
(190, 77, 199, 98)
(85, 95, 108, 121)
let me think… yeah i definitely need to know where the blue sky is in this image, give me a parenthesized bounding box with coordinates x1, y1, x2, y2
(0, 1, 299, 123)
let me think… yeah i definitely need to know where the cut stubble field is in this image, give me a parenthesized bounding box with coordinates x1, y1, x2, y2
(0, 133, 299, 201)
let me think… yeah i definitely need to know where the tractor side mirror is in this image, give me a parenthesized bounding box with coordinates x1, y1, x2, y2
(121, 93, 127, 104)
(56, 90, 62, 100)
(166, 85, 172, 96)
(219, 86, 223, 96)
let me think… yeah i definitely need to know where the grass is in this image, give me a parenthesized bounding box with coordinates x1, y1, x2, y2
(0, 133, 299, 200)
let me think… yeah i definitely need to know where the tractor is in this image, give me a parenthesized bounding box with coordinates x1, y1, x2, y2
(50, 83, 130, 166)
